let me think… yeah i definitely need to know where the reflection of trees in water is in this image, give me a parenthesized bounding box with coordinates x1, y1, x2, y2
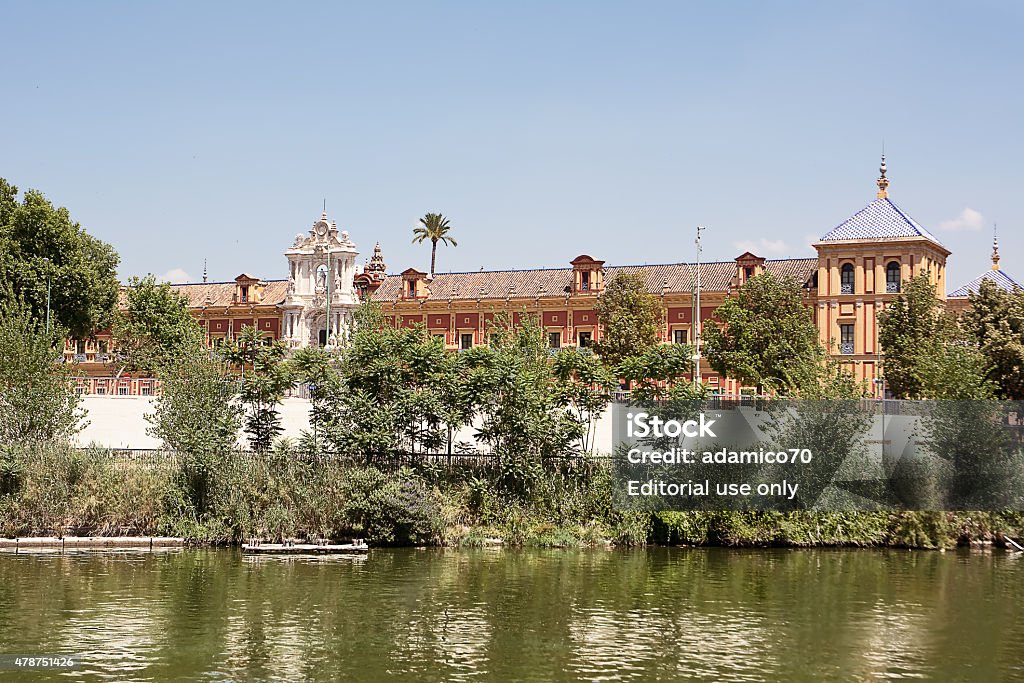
(2, 549, 1024, 680)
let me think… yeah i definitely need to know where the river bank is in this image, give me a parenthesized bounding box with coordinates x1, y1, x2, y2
(2, 444, 1022, 550)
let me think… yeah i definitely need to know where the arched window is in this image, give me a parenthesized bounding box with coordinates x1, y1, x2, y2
(840, 263, 855, 294)
(886, 262, 901, 293)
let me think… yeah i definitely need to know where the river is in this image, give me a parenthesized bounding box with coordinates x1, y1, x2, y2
(0, 548, 1021, 681)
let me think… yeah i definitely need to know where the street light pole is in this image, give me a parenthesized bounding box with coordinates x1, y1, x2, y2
(325, 247, 332, 350)
(693, 226, 705, 387)
(42, 257, 52, 336)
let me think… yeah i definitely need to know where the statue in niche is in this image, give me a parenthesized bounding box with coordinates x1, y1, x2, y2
(315, 264, 328, 293)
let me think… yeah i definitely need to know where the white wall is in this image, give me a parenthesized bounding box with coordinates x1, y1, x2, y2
(75, 397, 313, 449)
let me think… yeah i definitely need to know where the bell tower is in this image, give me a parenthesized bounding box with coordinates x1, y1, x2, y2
(280, 211, 360, 348)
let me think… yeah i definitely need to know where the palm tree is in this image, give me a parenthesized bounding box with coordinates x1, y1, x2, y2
(412, 213, 457, 277)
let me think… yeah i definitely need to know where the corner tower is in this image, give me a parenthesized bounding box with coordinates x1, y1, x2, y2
(813, 157, 951, 393)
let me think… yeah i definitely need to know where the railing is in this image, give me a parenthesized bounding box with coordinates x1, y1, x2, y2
(839, 342, 855, 355)
(886, 281, 900, 293)
(840, 283, 854, 294)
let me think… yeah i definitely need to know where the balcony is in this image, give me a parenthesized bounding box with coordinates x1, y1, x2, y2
(73, 353, 88, 363)
(840, 283, 854, 295)
(886, 282, 900, 294)
(839, 342, 855, 355)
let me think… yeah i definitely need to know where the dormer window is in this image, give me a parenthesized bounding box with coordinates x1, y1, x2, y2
(840, 263, 854, 294)
(886, 262, 901, 293)
(570, 255, 605, 294)
(400, 268, 428, 299)
(234, 274, 260, 304)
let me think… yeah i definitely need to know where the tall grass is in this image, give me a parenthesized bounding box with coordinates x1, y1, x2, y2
(2, 444, 1021, 549)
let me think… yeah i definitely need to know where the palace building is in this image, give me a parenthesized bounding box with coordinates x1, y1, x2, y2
(68, 159, 1020, 397)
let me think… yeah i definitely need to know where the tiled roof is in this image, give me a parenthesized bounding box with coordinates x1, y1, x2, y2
(948, 269, 1023, 298)
(819, 198, 944, 246)
(370, 258, 818, 303)
(171, 280, 289, 308)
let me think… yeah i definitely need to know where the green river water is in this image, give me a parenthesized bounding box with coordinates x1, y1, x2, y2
(0, 547, 1021, 682)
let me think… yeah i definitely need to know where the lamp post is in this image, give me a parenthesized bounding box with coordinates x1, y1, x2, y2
(324, 247, 332, 351)
(693, 226, 705, 387)
(42, 257, 52, 336)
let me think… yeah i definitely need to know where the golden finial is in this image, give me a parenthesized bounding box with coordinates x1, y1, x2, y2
(992, 224, 1000, 270)
(876, 154, 889, 199)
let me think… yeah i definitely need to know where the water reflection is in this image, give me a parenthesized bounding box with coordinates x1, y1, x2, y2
(0, 548, 1021, 681)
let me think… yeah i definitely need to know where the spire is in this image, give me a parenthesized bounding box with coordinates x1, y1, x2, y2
(366, 241, 387, 281)
(203, 259, 208, 283)
(992, 224, 1001, 270)
(876, 154, 889, 199)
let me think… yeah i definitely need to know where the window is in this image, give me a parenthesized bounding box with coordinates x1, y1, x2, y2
(548, 332, 561, 348)
(318, 329, 328, 346)
(673, 329, 688, 345)
(240, 286, 249, 302)
(840, 264, 855, 294)
(580, 271, 591, 291)
(98, 340, 108, 353)
(118, 385, 130, 396)
(886, 262, 901, 293)
(76, 340, 86, 354)
(577, 331, 592, 348)
(744, 266, 754, 280)
(140, 385, 153, 396)
(460, 333, 473, 350)
(96, 386, 106, 395)
(839, 324, 855, 355)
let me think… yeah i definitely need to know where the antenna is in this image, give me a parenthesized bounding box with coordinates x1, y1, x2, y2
(694, 225, 706, 388)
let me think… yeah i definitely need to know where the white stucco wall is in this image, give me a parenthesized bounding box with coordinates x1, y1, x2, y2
(73, 396, 617, 452)
(74, 397, 314, 449)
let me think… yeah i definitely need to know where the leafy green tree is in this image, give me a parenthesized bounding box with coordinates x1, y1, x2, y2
(146, 348, 242, 512)
(918, 336, 995, 400)
(288, 345, 343, 455)
(703, 272, 822, 394)
(594, 272, 664, 369)
(412, 212, 457, 276)
(962, 279, 1024, 399)
(458, 315, 579, 494)
(552, 347, 615, 454)
(224, 326, 294, 452)
(0, 178, 120, 339)
(0, 298, 84, 444)
(617, 343, 697, 403)
(291, 303, 461, 459)
(877, 273, 988, 400)
(113, 274, 205, 374)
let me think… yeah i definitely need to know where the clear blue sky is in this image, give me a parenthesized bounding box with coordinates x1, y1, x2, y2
(3, 1, 1021, 291)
